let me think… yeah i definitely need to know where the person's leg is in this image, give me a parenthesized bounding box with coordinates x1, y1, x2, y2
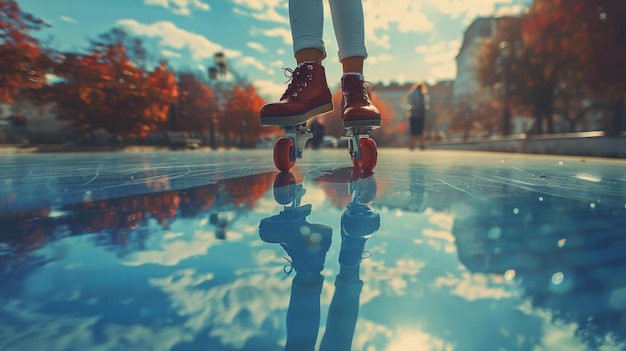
(290, 0, 326, 64)
(341, 56, 364, 75)
(259, 0, 332, 124)
(328, 0, 380, 126)
(328, 0, 368, 69)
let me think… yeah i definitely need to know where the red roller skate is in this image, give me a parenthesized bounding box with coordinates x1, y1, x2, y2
(340, 74, 381, 173)
(260, 62, 333, 172)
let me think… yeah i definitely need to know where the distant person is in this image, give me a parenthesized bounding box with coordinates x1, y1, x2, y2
(407, 83, 428, 150)
(259, 0, 381, 131)
(309, 118, 325, 149)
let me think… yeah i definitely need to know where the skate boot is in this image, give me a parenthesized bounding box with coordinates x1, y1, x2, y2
(341, 74, 381, 128)
(339, 172, 380, 267)
(260, 62, 333, 126)
(340, 74, 380, 172)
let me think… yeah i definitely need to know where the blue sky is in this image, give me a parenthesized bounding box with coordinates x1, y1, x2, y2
(18, 0, 529, 100)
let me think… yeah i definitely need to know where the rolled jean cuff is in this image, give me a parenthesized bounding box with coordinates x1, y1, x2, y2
(293, 37, 326, 57)
(338, 45, 368, 61)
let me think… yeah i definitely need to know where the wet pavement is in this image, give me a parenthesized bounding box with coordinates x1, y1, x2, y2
(1, 149, 625, 351)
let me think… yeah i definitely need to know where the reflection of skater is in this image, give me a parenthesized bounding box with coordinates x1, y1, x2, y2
(259, 172, 332, 350)
(259, 0, 381, 129)
(407, 83, 428, 150)
(258, 170, 380, 350)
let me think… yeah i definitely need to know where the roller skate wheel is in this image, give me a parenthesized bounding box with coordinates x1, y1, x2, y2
(274, 137, 296, 171)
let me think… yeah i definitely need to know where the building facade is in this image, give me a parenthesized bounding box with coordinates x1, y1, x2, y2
(454, 17, 501, 102)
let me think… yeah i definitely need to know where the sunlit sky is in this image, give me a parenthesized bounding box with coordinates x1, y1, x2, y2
(18, 0, 530, 99)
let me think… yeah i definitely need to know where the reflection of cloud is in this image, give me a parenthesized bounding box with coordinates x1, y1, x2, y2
(421, 228, 456, 253)
(151, 269, 289, 348)
(360, 258, 425, 303)
(433, 272, 517, 301)
(0, 300, 100, 350)
(351, 319, 393, 351)
(525, 308, 626, 351)
(122, 229, 224, 266)
(387, 327, 453, 351)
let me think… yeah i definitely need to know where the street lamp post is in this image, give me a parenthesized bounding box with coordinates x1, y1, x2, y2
(499, 41, 512, 136)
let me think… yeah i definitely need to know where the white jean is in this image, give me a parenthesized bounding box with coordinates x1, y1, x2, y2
(289, 0, 368, 61)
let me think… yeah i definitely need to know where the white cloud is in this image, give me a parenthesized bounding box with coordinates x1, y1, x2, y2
(239, 56, 266, 71)
(260, 27, 292, 45)
(364, 0, 434, 32)
(161, 49, 182, 58)
(247, 42, 267, 53)
(269, 60, 284, 68)
(230, 0, 288, 23)
(415, 40, 462, 82)
(367, 54, 393, 64)
(59, 15, 78, 24)
(144, 0, 210, 16)
(494, 4, 527, 16)
(117, 19, 241, 61)
(426, 0, 516, 24)
(253, 79, 286, 100)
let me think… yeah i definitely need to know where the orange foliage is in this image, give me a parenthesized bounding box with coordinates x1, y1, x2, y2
(0, 0, 49, 102)
(176, 72, 219, 133)
(222, 84, 266, 146)
(523, 0, 626, 93)
(45, 31, 178, 136)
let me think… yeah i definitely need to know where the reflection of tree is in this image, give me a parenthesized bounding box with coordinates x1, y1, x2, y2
(0, 172, 275, 270)
(452, 189, 626, 349)
(0, 208, 54, 273)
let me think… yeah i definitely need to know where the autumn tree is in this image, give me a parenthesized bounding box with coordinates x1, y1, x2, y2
(478, 1, 626, 134)
(0, 0, 50, 103)
(475, 16, 561, 134)
(43, 29, 178, 136)
(173, 72, 220, 134)
(222, 84, 265, 148)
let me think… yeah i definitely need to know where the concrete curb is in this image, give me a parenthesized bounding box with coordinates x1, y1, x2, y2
(425, 132, 626, 159)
